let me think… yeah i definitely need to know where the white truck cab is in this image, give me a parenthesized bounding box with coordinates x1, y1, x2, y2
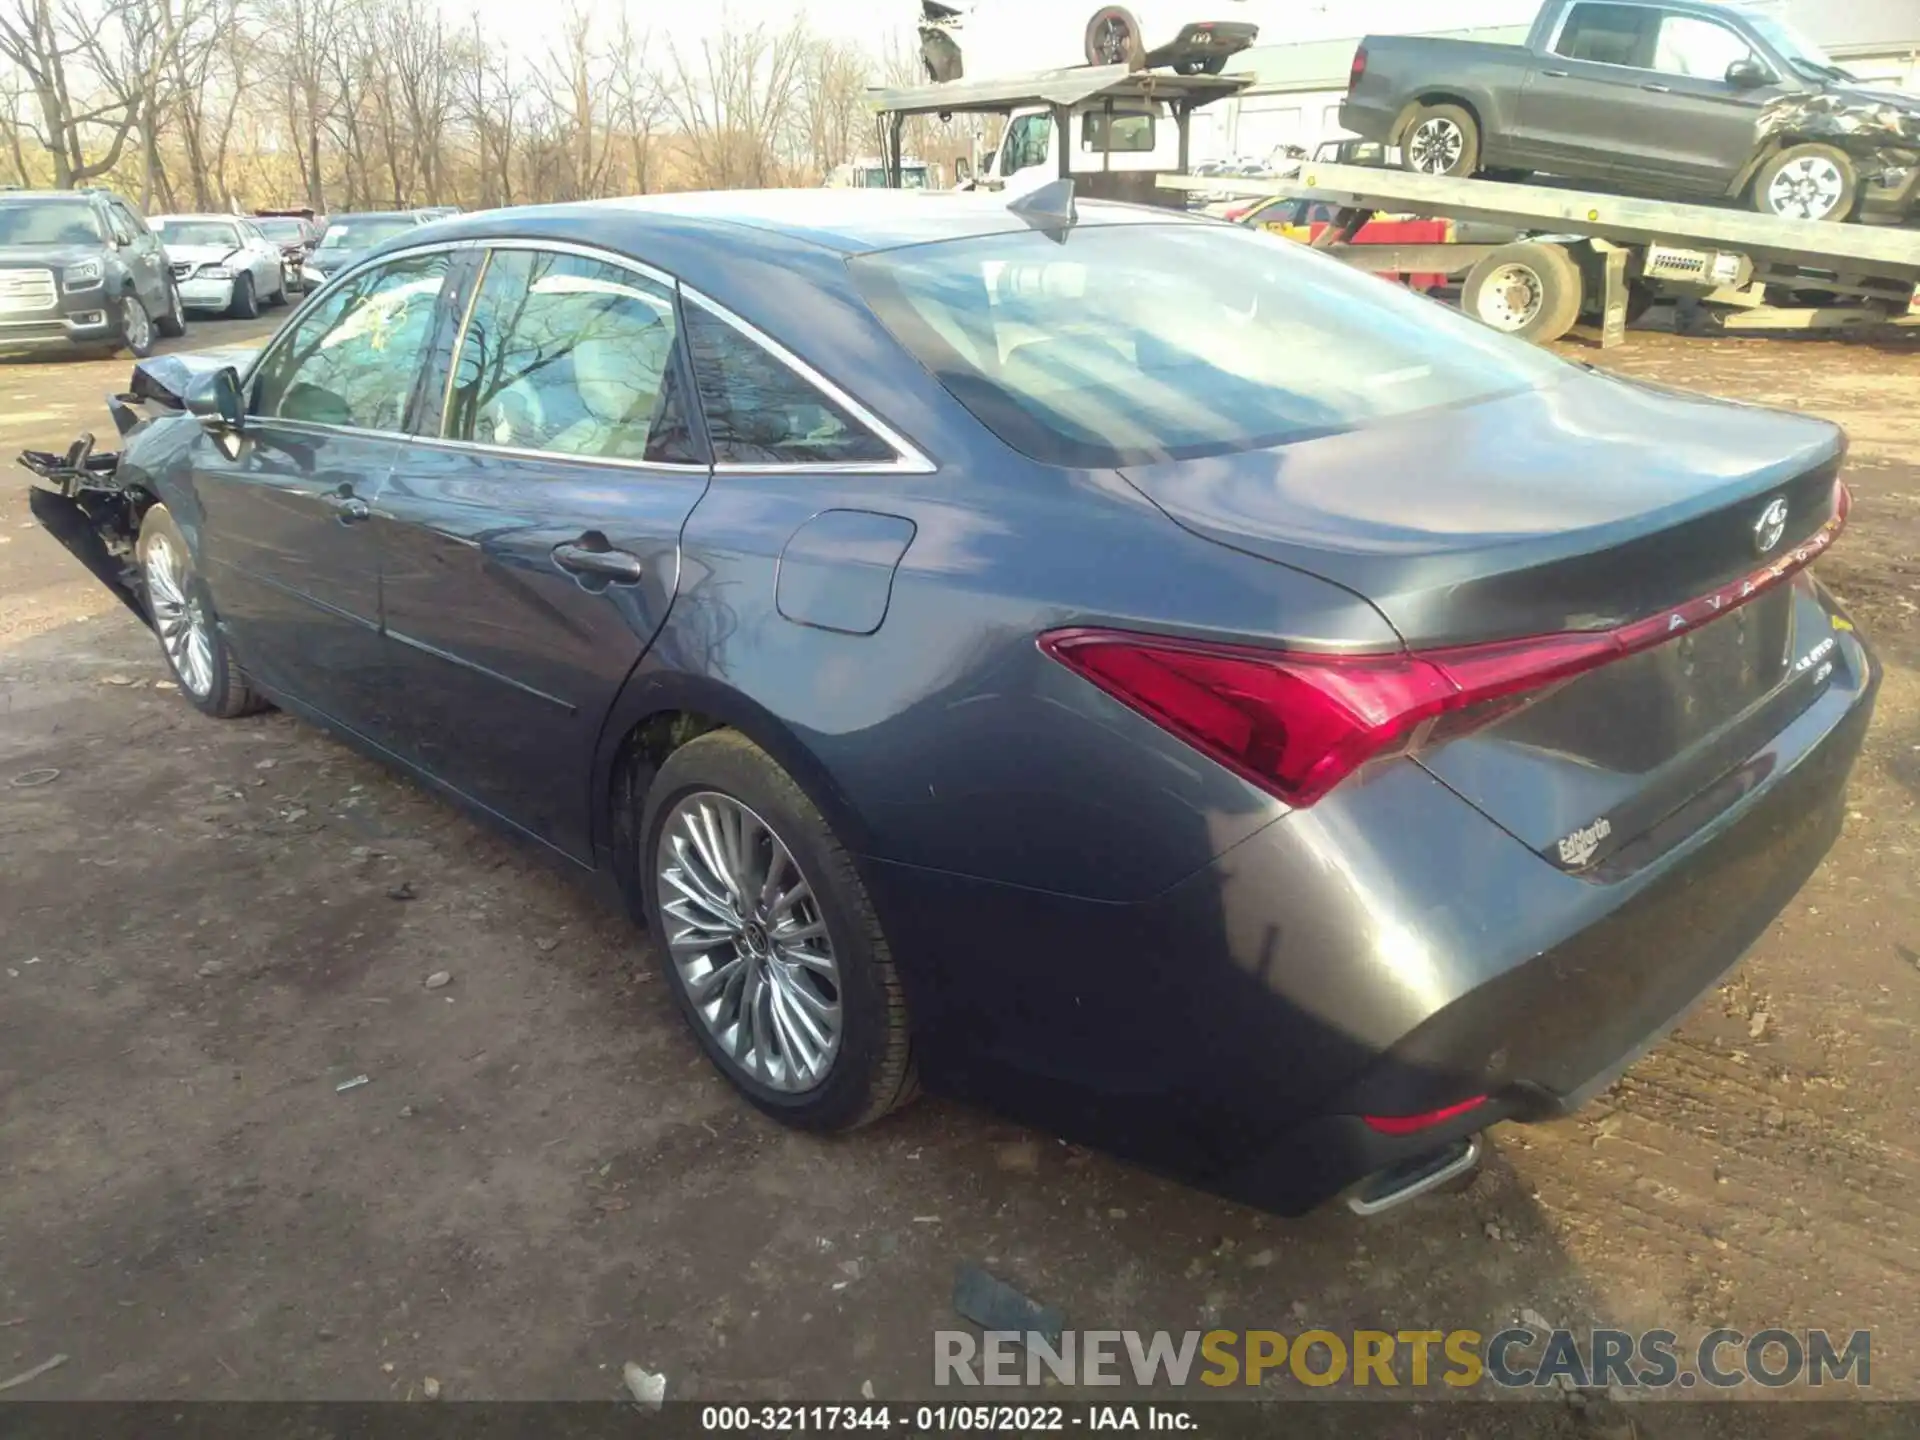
(972, 100, 1177, 200)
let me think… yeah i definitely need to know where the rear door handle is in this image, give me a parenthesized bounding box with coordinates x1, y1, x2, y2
(1540, 68, 1569, 77)
(1641, 82, 1671, 92)
(553, 540, 644, 584)
(321, 487, 370, 523)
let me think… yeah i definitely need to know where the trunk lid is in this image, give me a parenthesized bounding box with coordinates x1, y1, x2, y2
(1118, 369, 1853, 870)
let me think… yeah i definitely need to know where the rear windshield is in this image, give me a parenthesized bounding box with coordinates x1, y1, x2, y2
(0, 200, 102, 246)
(847, 222, 1564, 468)
(256, 218, 306, 241)
(317, 217, 419, 250)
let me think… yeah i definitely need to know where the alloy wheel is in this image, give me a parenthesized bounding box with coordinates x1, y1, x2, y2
(121, 295, 151, 352)
(1092, 17, 1131, 64)
(1408, 118, 1464, 174)
(143, 533, 214, 697)
(656, 792, 844, 1092)
(1766, 156, 1845, 220)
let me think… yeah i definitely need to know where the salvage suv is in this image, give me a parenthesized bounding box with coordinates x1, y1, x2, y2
(0, 189, 185, 356)
(1342, 0, 1920, 224)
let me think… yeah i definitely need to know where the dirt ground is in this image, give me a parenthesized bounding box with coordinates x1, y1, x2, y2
(2, 311, 1918, 1412)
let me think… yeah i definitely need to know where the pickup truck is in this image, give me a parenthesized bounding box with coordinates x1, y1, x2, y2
(1339, 0, 1920, 224)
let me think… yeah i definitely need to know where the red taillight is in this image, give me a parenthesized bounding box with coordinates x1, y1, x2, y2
(1224, 204, 1251, 221)
(1362, 1096, 1487, 1136)
(1349, 44, 1367, 90)
(1041, 482, 1849, 808)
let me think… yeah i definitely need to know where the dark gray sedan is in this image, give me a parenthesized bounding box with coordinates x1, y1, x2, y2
(21, 189, 1874, 1216)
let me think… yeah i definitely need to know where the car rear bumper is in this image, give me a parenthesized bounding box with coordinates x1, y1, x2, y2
(870, 606, 1876, 1216)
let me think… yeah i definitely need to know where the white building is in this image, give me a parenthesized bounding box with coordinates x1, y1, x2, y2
(1208, 0, 1919, 163)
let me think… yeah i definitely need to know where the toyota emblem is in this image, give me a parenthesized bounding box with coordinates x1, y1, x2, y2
(1754, 498, 1789, 555)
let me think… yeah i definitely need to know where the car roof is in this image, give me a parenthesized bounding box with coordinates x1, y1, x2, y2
(336, 210, 428, 221)
(0, 191, 103, 203)
(152, 213, 245, 222)
(419, 187, 1206, 257)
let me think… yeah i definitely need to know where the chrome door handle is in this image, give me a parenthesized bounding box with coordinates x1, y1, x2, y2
(1641, 82, 1671, 92)
(1540, 68, 1570, 77)
(553, 541, 644, 584)
(322, 490, 370, 522)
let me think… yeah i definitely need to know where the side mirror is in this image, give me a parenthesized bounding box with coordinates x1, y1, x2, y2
(186, 366, 246, 431)
(1726, 58, 1771, 89)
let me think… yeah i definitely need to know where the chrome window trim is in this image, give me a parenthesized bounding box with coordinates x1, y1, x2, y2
(405, 431, 710, 476)
(251, 415, 414, 445)
(681, 286, 936, 475)
(244, 232, 938, 477)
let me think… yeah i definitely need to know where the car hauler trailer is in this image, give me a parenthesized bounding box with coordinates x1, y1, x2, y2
(1162, 164, 1920, 346)
(866, 63, 1252, 208)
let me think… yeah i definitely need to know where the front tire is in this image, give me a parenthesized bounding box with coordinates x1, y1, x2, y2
(136, 504, 267, 719)
(1399, 101, 1480, 177)
(641, 730, 916, 1132)
(114, 293, 155, 358)
(155, 279, 187, 338)
(228, 272, 259, 320)
(1752, 143, 1858, 223)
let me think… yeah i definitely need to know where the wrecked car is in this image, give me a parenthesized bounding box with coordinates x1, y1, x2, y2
(916, 0, 1258, 82)
(1342, 0, 1920, 223)
(18, 196, 1878, 1220)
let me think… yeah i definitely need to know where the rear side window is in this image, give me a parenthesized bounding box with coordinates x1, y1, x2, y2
(682, 304, 895, 467)
(1554, 2, 1652, 66)
(445, 247, 696, 464)
(848, 222, 1564, 469)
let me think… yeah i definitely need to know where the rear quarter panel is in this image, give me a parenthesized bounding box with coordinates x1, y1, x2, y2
(1343, 34, 1536, 158)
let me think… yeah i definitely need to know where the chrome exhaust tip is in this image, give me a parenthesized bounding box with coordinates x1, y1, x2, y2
(1346, 1133, 1482, 1217)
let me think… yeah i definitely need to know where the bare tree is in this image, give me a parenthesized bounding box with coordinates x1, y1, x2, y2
(0, 0, 139, 184)
(665, 17, 811, 190)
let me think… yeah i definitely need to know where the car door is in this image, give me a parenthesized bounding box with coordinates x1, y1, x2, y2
(107, 198, 170, 316)
(1618, 10, 1782, 191)
(236, 220, 277, 294)
(1513, 1, 1657, 180)
(371, 242, 710, 861)
(193, 249, 458, 732)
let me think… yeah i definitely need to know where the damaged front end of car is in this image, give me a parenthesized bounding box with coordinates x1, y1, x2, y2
(17, 348, 239, 623)
(1760, 90, 1920, 219)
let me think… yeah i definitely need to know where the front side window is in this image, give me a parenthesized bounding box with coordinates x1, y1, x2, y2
(1554, 2, 1652, 66)
(683, 304, 896, 467)
(1651, 14, 1753, 79)
(1002, 115, 1052, 175)
(251, 251, 452, 430)
(104, 208, 136, 246)
(444, 247, 694, 464)
(848, 221, 1565, 469)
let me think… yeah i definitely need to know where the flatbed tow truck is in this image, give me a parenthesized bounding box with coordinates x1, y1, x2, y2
(866, 63, 1251, 207)
(1160, 163, 1920, 347)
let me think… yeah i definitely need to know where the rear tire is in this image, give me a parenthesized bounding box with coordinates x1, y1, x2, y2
(228, 272, 259, 320)
(1752, 143, 1858, 223)
(135, 504, 268, 720)
(1399, 101, 1479, 177)
(641, 730, 917, 1133)
(1461, 241, 1583, 343)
